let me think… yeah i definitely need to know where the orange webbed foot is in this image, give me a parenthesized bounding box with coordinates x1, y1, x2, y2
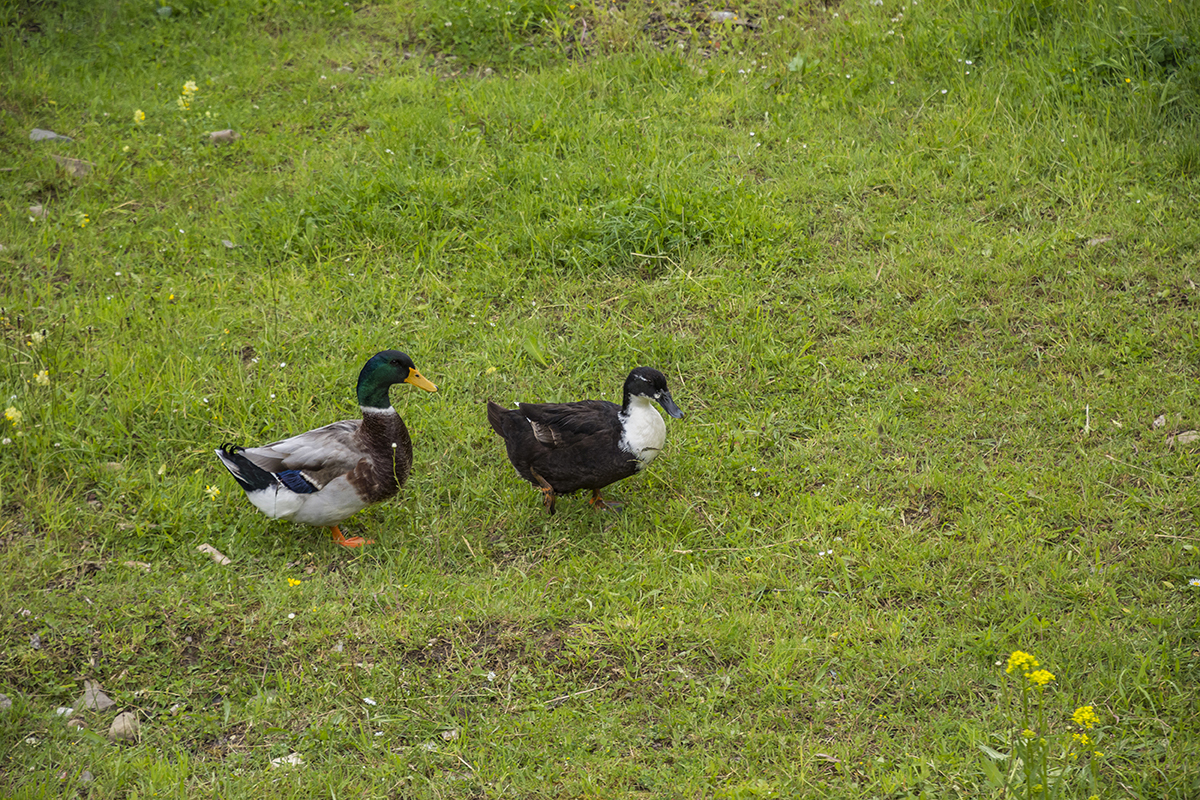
(588, 490, 624, 512)
(330, 526, 374, 548)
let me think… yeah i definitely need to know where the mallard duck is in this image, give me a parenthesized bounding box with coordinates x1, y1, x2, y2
(215, 350, 437, 547)
(487, 367, 684, 514)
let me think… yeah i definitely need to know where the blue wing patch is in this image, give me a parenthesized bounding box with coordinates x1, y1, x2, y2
(276, 470, 319, 494)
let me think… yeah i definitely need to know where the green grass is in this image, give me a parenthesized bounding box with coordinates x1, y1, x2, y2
(2, 0, 1200, 796)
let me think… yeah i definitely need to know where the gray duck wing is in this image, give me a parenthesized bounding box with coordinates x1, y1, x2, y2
(241, 420, 365, 475)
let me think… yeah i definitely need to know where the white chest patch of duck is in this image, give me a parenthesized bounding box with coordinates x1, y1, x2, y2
(618, 395, 667, 468)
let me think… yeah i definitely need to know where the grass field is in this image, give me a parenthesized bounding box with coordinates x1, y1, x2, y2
(2, 0, 1200, 796)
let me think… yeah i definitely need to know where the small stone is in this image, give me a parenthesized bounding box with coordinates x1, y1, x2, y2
(108, 711, 139, 742)
(1153, 414, 1166, 429)
(0, 694, 11, 711)
(79, 770, 95, 783)
(1168, 430, 1200, 447)
(55, 706, 73, 716)
(209, 129, 241, 144)
(156, 5, 173, 16)
(77, 679, 116, 711)
(123, 561, 152, 572)
(710, 10, 738, 22)
(67, 717, 87, 730)
(29, 205, 47, 219)
(50, 154, 93, 177)
(440, 728, 459, 741)
(221, 239, 237, 249)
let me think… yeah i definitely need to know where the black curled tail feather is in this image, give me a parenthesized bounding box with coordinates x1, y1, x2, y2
(486, 401, 509, 437)
(214, 444, 277, 493)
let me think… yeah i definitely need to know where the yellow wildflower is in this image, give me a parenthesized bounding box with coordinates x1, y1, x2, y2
(177, 80, 199, 111)
(1072, 732, 1091, 746)
(1028, 669, 1055, 687)
(134, 109, 145, 124)
(287, 578, 302, 587)
(204, 485, 221, 500)
(1021, 728, 1037, 739)
(4, 407, 22, 426)
(34, 370, 50, 386)
(1072, 705, 1099, 729)
(1006, 650, 1038, 675)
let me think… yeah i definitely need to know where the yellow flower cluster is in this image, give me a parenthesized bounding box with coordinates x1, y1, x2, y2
(1028, 668, 1055, 687)
(177, 79, 199, 111)
(1006, 650, 1054, 687)
(4, 407, 22, 426)
(134, 109, 145, 125)
(287, 578, 302, 587)
(1006, 650, 1038, 675)
(1072, 732, 1091, 746)
(1073, 705, 1099, 729)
